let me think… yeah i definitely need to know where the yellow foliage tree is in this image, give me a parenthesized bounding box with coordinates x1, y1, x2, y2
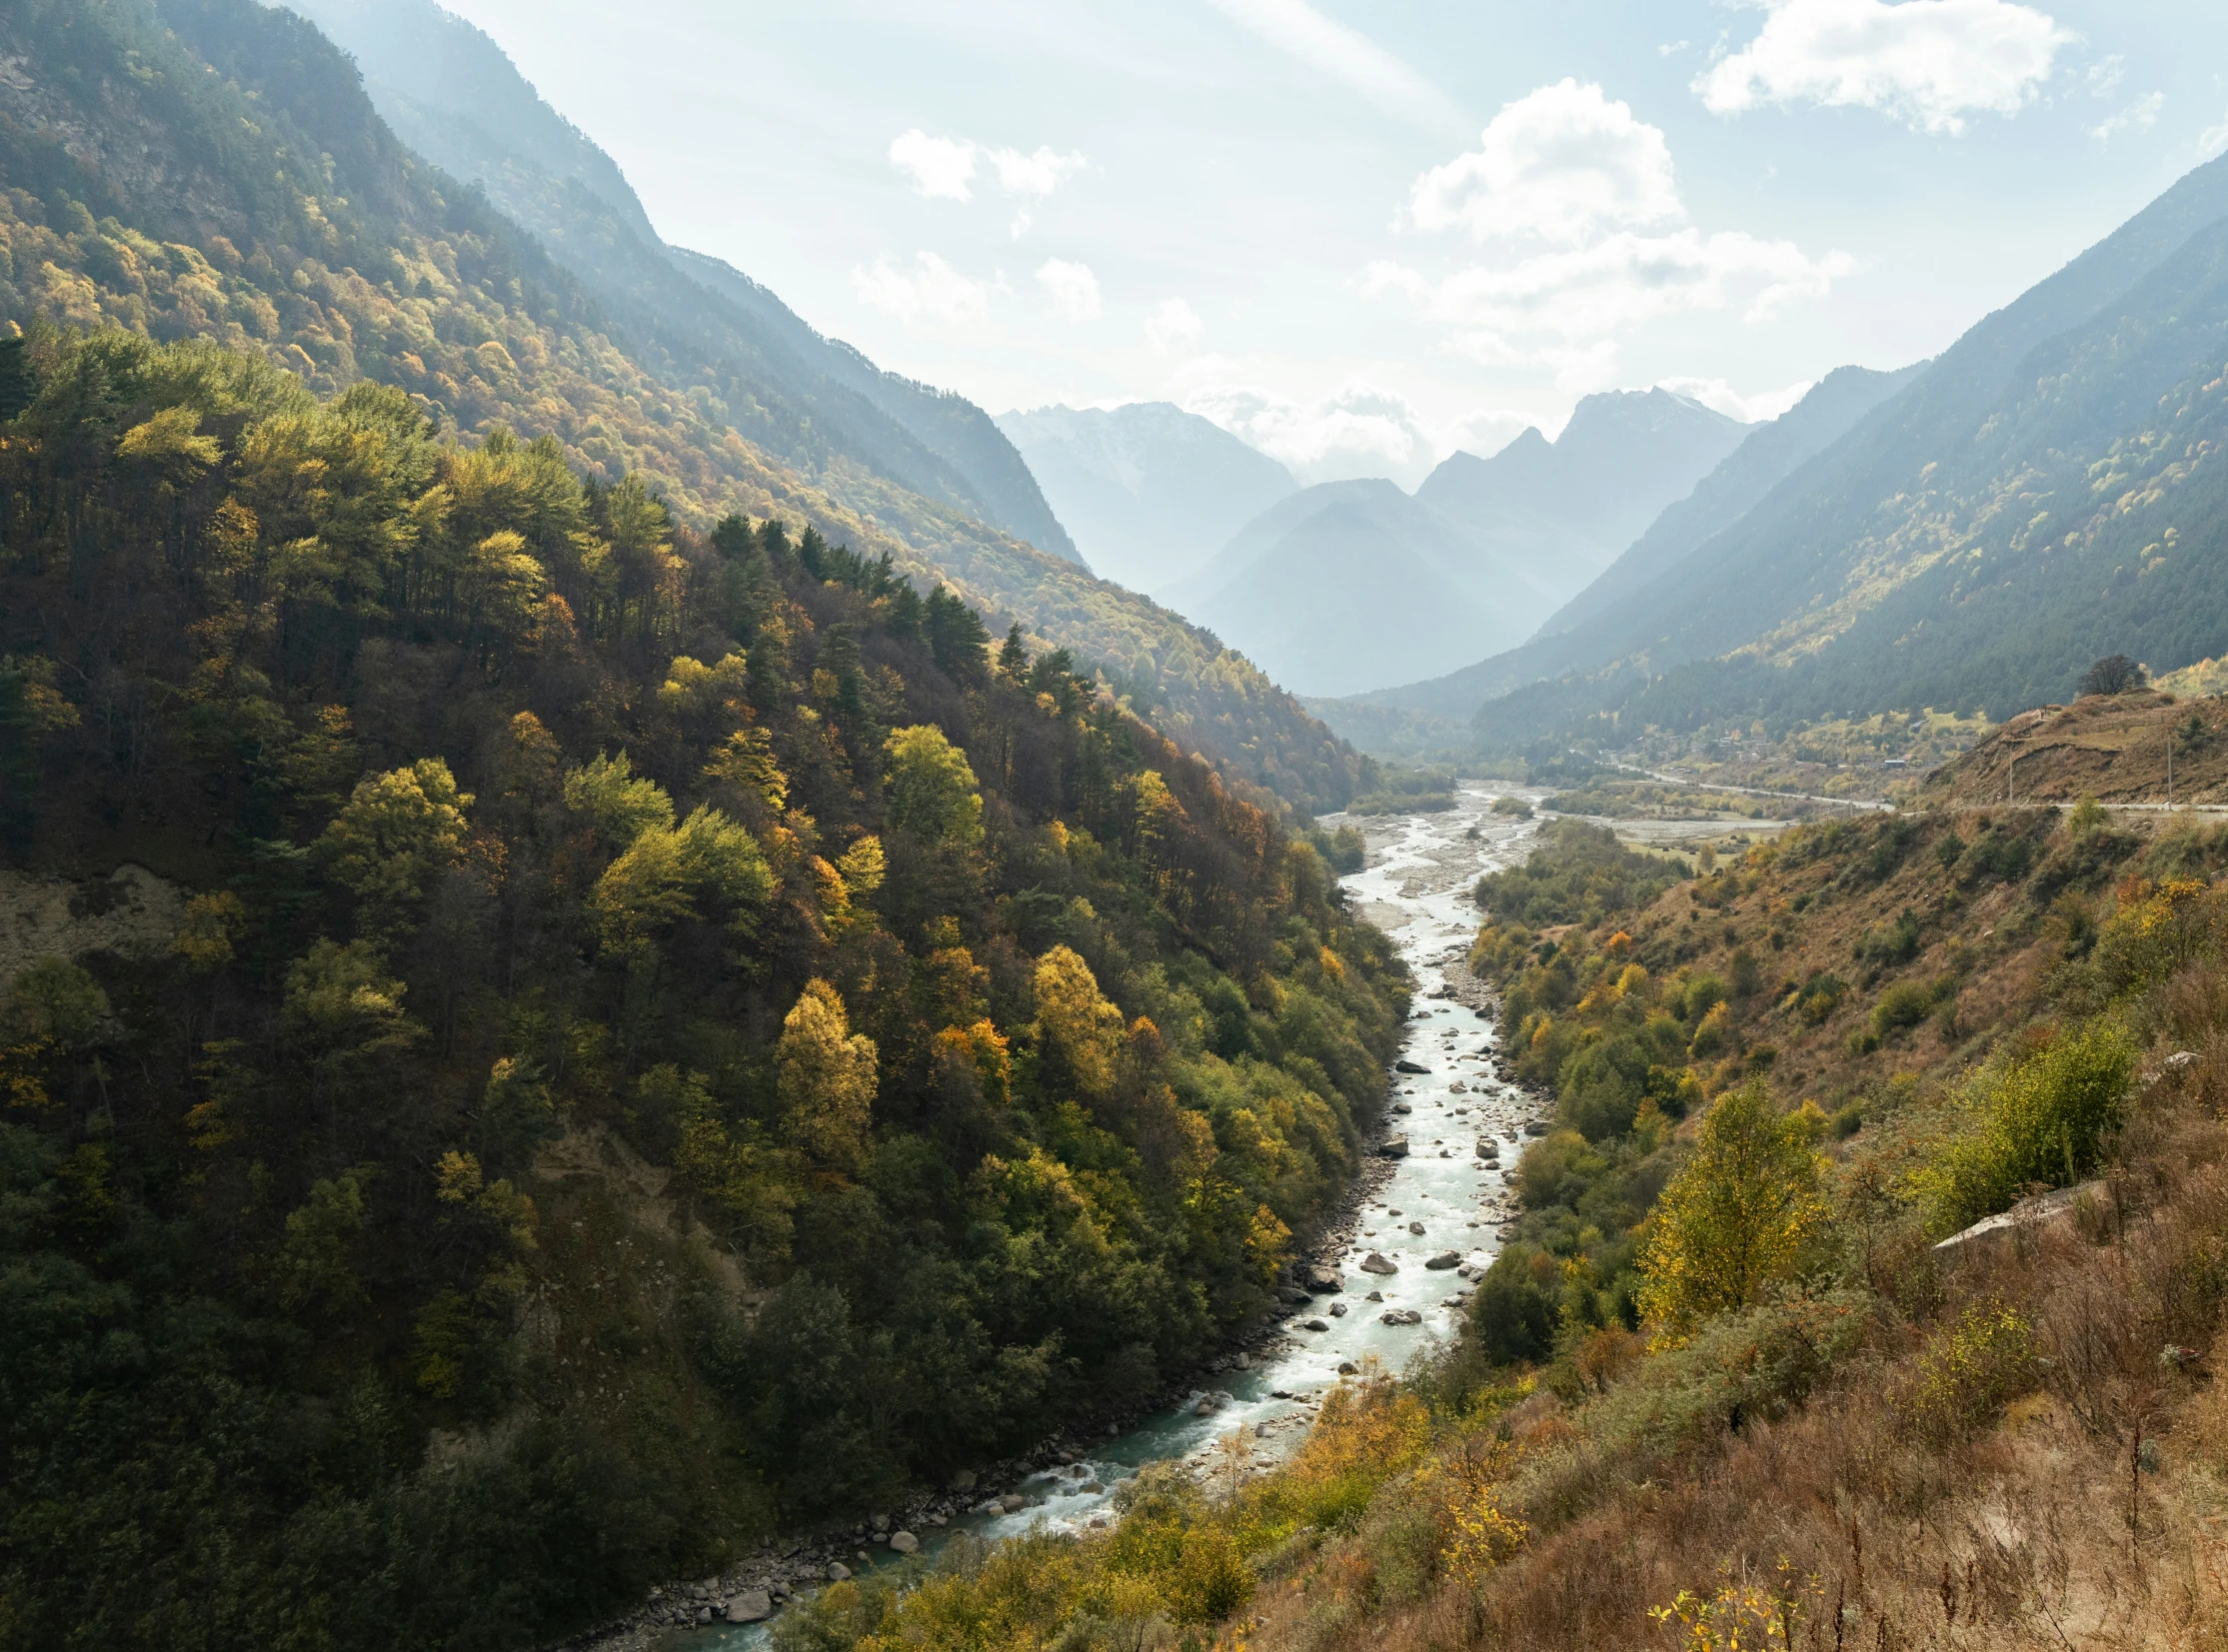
(883, 723, 983, 843)
(1635, 1082, 1826, 1337)
(319, 758, 472, 941)
(778, 979, 879, 1171)
(1032, 944, 1125, 1099)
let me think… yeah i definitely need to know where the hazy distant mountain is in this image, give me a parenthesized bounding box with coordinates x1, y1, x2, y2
(287, 0, 1084, 566)
(1415, 388, 1752, 609)
(1157, 390, 1748, 699)
(995, 404, 1297, 596)
(1182, 492, 1520, 700)
(1158, 481, 1554, 697)
(1530, 366, 1924, 642)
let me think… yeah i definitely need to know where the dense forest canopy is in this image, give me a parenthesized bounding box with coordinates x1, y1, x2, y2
(0, 327, 1406, 1650)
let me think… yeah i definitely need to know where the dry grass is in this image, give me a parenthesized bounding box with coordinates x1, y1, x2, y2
(1226, 1042, 2228, 1652)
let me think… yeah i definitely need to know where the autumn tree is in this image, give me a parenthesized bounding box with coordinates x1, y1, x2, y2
(778, 979, 879, 1172)
(319, 758, 473, 943)
(1635, 1082, 1826, 1335)
(884, 724, 983, 844)
(1033, 944, 1125, 1101)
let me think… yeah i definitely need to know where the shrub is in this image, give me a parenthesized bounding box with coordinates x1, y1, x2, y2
(1491, 794, 1534, 819)
(1794, 973, 1848, 1025)
(1854, 908, 1922, 968)
(1472, 1246, 1560, 1364)
(1558, 1036, 1649, 1141)
(1635, 1084, 1827, 1335)
(1871, 978, 1937, 1038)
(1904, 1301, 2038, 1443)
(1918, 1018, 2135, 1233)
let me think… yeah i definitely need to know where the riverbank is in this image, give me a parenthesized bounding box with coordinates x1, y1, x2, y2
(553, 791, 1548, 1650)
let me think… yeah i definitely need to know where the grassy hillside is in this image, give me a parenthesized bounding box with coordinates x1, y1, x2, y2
(1923, 686, 2228, 808)
(778, 767, 2228, 1650)
(0, 327, 1407, 1649)
(0, 0, 1367, 813)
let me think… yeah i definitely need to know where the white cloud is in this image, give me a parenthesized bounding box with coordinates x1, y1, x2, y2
(2203, 111, 2228, 160)
(1181, 380, 1541, 486)
(889, 130, 978, 201)
(852, 253, 991, 325)
(887, 134, 1088, 232)
(2084, 54, 2124, 98)
(1201, 0, 1466, 132)
(987, 145, 1089, 196)
(1695, 0, 2076, 136)
(1367, 230, 1854, 344)
(1145, 298, 1205, 355)
(1408, 79, 1682, 245)
(1379, 78, 1852, 372)
(1036, 259, 1103, 322)
(2089, 91, 2163, 142)
(1656, 375, 1816, 424)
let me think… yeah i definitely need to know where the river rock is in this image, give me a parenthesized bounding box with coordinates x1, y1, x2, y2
(1391, 1101, 1412, 1114)
(1424, 1251, 1460, 1269)
(1337, 1360, 1358, 1375)
(1476, 1140, 1498, 1158)
(827, 1562, 852, 1582)
(1302, 1317, 1329, 1332)
(727, 1592, 772, 1624)
(1358, 1251, 1397, 1274)
(1364, 1289, 1383, 1302)
(1394, 1059, 1430, 1074)
(1380, 1308, 1422, 1326)
(889, 1531, 919, 1555)
(1000, 1493, 1028, 1513)
(1523, 1120, 1549, 1136)
(1305, 1265, 1342, 1292)
(1407, 1220, 1424, 1235)
(1379, 1136, 1409, 1158)
(950, 1469, 977, 1492)
(1328, 1300, 1347, 1316)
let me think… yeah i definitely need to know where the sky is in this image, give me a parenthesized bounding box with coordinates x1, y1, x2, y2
(437, 0, 2228, 488)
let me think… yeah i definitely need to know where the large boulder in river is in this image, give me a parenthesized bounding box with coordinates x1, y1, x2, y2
(1424, 1251, 1461, 1269)
(1358, 1251, 1398, 1274)
(1305, 1266, 1343, 1292)
(1379, 1135, 1410, 1158)
(1379, 1308, 1423, 1326)
(1394, 1059, 1430, 1074)
(726, 1592, 772, 1624)
(889, 1531, 920, 1555)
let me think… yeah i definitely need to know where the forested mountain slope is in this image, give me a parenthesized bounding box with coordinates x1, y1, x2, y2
(285, 0, 1085, 570)
(995, 402, 1297, 597)
(1463, 152, 2228, 749)
(0, 0, 1366, 811)
(1530, 364, 1923, 643)
(0, 328, 1406, 1650)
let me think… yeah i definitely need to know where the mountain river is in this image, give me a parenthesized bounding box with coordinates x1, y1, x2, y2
(691, 788, 1544, 1649)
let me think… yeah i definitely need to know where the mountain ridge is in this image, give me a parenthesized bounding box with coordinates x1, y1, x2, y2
(1459, 148, 2228, 747)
